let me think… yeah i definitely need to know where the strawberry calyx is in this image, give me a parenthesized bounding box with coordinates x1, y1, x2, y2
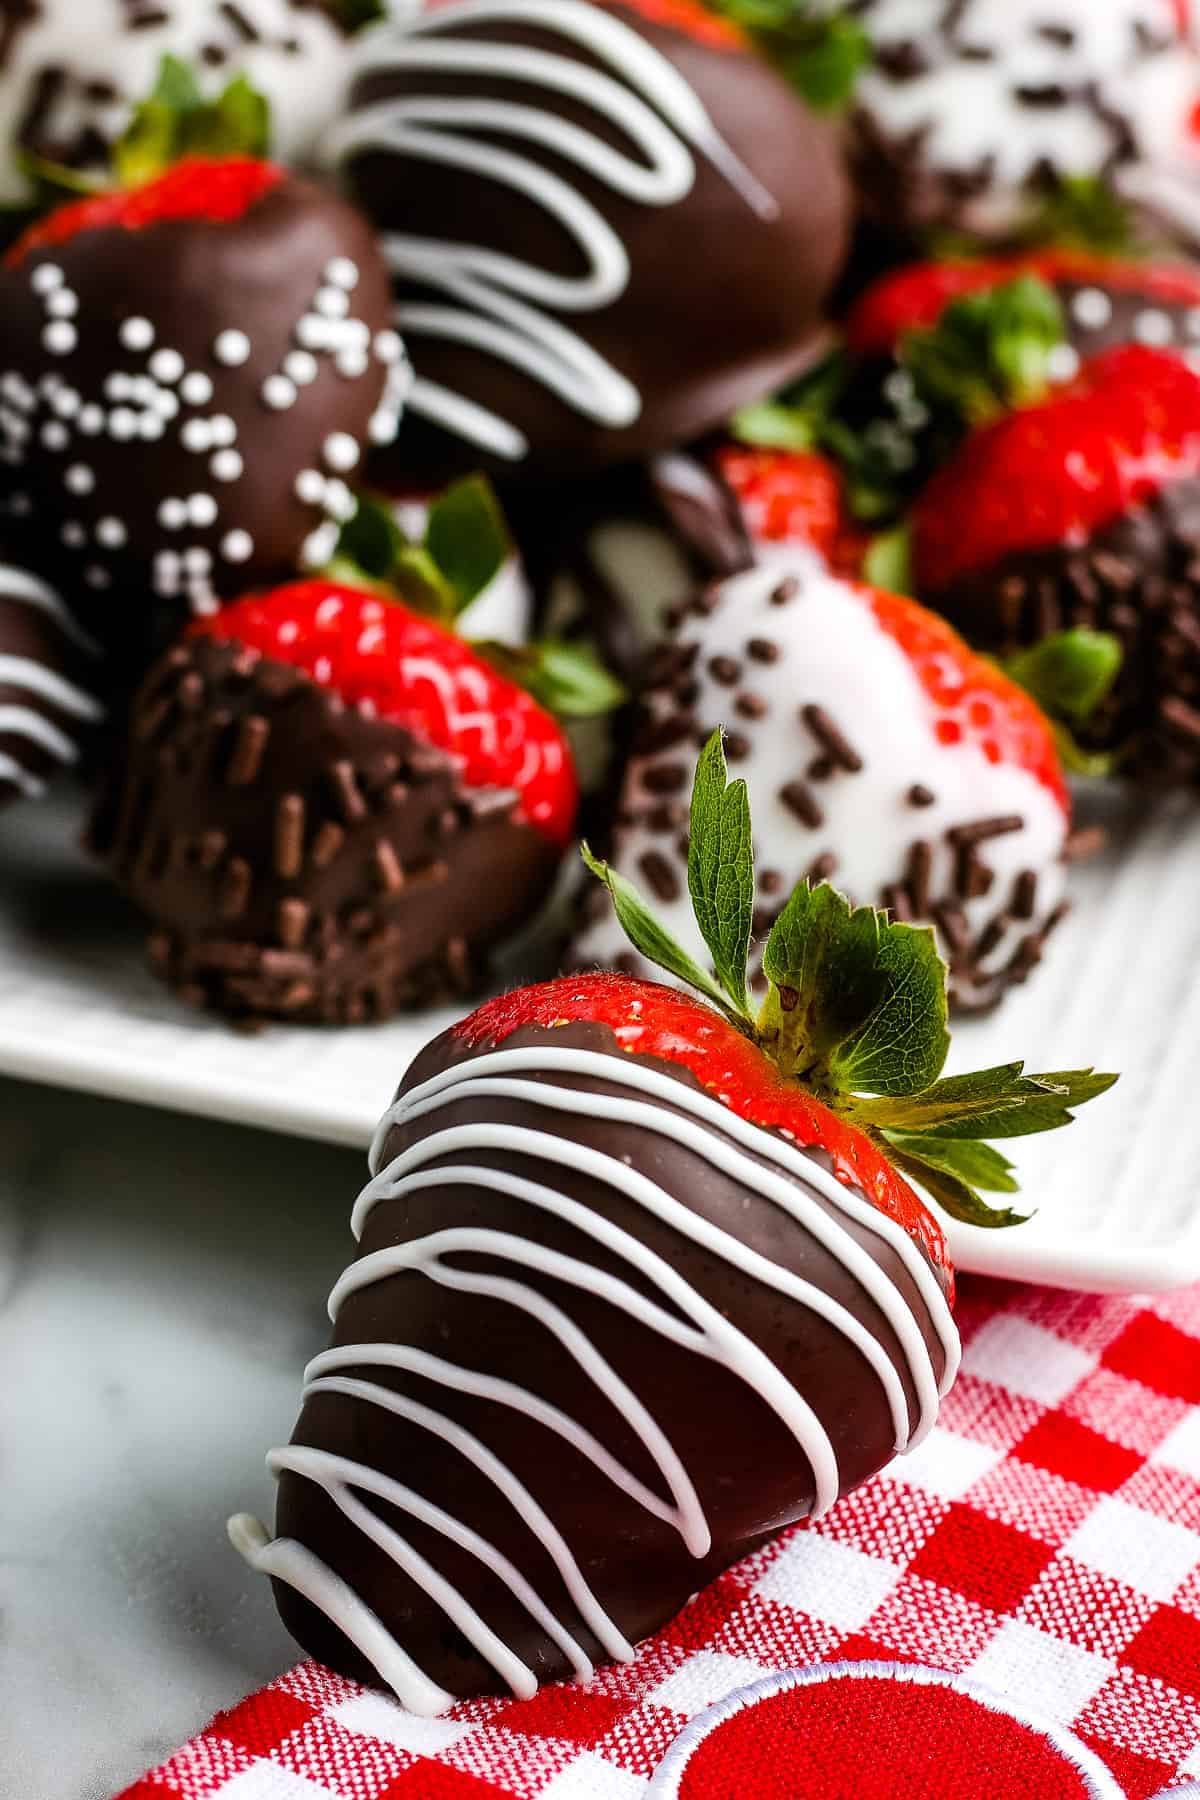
(191, 581, 580, 846)
(581, 731, 1116, 1233)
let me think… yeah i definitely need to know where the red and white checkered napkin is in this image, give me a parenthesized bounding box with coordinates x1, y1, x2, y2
(118, 1278, 1200, 1800)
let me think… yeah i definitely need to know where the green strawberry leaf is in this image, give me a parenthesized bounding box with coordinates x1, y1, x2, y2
(336, 492, 409, 582)
(113, 56, 271, 187)
(688, 730, 755, 1019)
(12, 150, 101, 208)
(758, 882, 950, 1098)
(883, 1143, 1032, 1229)
(1013, 175, 1139, 256)
(884, 1133, 1019, 1193)
(1004, 629, 1123, 727)
(425, 475, 511, 615)
(730, 349, 849, 454)
(706, 0, 869, 109)
(475, 640, 627, 718)
(850, 1063, 1118, 1139)
(900, 274, 1067, 427)
(580, 842, 746, 1025)
(863, 523, 912, 593)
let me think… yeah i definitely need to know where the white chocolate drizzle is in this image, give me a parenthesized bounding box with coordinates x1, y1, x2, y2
(234, 1042, 958, 1716)
(0, 561, 103, 797)
(325, 0, 779, 461)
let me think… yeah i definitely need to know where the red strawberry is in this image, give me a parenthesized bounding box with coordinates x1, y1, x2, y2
(234, 734, 1113, 1714)
(712, 443, 868, 576)
(910, 344, 1200, 777)
(847, 249, 1200, 362)
(0, 157, 407, 630)
(91, 580, 577, 1024)
(194, 582, 577, 847)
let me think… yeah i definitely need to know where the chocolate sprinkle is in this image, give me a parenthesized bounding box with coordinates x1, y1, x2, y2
(801, 704, 863, 772)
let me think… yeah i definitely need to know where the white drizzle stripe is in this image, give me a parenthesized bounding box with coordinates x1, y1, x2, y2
(332, 1197, 712, 1551)
(305, 1373, 617, 1670)
(0, 703, 78, 762)
(338, 1162, 845, 1521)
(374, 1045, 959, 1392)
(268, 1445, 604, 1697)
(0, 751, 44, 798)
(227, 1512, 456, 1718)
(328, 0, 777, 458)
(0, 561, 100, 655)
(305, 1342, 684, 1533)
(384, 1073, 932, 1451)
(0, 653, 102, 720)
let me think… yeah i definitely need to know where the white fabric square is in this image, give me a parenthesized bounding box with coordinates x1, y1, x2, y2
(647, 1649, 767, 1718)
(332, 1689, 476, 1755)
(891, 1427, 1004, 1500)
(1152, 1408, 1200, 1480)
(968, 1618, 1112, 1718)
(960, 1317, 1094, 1406)
(754, 1531, 900, 1630)
(541, 1750, 647, 1798)
(220, 1770, 332, 1800)
(1067, 1496, 1200, 1602)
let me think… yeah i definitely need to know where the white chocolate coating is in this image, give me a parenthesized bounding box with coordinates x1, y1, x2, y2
(0, 559, 102, 803)
(572, 554, 1070, 1000)
(0, 0, 356, 205)
(233, 1039, 958, 1714)
(844, 0, 1199, 238)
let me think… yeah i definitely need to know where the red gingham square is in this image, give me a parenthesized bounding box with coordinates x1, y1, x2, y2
(117, 1285, 1200, 1800)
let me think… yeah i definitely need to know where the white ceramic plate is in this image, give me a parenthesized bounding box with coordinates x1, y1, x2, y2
(0, 782, 1195, 1293)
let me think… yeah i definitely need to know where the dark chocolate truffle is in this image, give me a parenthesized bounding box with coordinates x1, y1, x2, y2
(231, 1002, 958, 1710)
(0, 0, 354, 204)
(91, 587, 572, 1024)
(0, 545, 104, 802)
(325, 0, 850, 480)
(0, 161, 404, 629)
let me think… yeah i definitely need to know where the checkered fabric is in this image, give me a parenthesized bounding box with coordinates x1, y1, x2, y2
(117, 1277, 1200, 1800)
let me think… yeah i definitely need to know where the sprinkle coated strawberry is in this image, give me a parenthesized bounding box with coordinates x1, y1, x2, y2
(865, 587, 1070, 812)
(912, 345, 1200, 598)
(194, 582, 579, 845)
(455, 971, 953, 1280)
(6, 157, 285, 266)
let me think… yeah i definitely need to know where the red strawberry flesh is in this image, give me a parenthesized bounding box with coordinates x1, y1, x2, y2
(912, 345, 1200, 596)
(455, 971, 953, 1285)
(6, 157, 285, 267)
(864, 586, 1069, 812)
(192, 582, 578, 846)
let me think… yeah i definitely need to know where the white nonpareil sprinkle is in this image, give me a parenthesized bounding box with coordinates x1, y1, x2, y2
(325, 257, 360, 291)
(1071, 288, 1112, 330)
(221, 529, 254, 564)
(31, 263, 63, 294)
(323, 432, 359, 472)
(46, 290, 78, 319)
(181, 372, 214, 406)
(285, 350, 319, 386)
(211, 450, 243, 482)
(97, 518, 127, 549)
(64, 464, 94, 494)
(315, 286, 350, 320)
(302, 522, 339, 567)
(61, 522, 86, 548)
(182, 419, 213, 453)
(120, 317, 155, 352)
(158, 498, 187, 531)
(295, 469, 326, 505)
(188, 493, 218, 528)
(214, 330, 251, 368)
(43, 322, 77, 356)
(262, 375, 297, 411)
(109, 409, 138, 441)
(1134, 308, 1174, 347)
(209, 415, 238, 448)
(150, 349, 185, 384)
(41, 422, 68, 451)
(373, 330, 404, 365)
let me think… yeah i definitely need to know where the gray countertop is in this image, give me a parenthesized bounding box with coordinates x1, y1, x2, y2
(1, 1075, 364, 1800)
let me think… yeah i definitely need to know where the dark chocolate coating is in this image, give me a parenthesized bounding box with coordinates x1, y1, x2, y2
(345, 1, 850, 480)
(272, 1017, 951, 1699)
(930, 477, 1200, 784)
(0, 173, 395, 637)
(90, 636, 561, 1023)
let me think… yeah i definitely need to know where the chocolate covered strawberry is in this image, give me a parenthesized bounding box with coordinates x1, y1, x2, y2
(232, 734, 1113, 1711)
(570, 553, 1071, 1013)
(91, 579, 577, 1024)
(910, 343, 1200, 778)
(0, 155, 406, 631)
